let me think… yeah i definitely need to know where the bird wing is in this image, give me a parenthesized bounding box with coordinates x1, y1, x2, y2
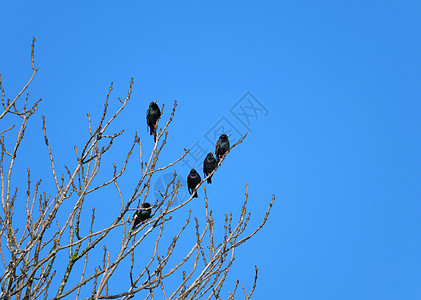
(187, 176, 192, 194)
(215, 140, 220, 156)
(211, 157, 217, 169)
(133, 211, 140, 228)
(146, 108, 151, 126)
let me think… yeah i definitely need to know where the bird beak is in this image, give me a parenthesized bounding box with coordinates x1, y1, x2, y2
(154, 100, 158, 103)
(227, 134, 231, 137)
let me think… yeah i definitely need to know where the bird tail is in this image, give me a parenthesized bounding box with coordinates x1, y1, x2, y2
(207, 176, 212, 184)
(194, 190, 198, 198)
(131, 222, 138, 232)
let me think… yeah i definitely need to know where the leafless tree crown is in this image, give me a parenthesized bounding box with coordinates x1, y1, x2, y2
(0, 38, 275, 300)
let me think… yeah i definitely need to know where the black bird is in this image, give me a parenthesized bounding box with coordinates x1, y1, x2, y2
(187, 169, 201, 198)
(203, 153, 217, 184)
(215, 134, 230, 161)
(132, 202, 152, 230)
(146, 101, 161, 142)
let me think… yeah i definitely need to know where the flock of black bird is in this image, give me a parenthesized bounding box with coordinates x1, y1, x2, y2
(187, 134, 230, 196)
(132, 102, 231, 231)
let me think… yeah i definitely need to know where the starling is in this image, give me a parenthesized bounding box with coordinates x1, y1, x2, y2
(203, 153, 217, 184)
(215, 134, 230, 161)
(146, 101, 161, 142)
(132, 202, 152, 230)
(187, 169, 201, 198)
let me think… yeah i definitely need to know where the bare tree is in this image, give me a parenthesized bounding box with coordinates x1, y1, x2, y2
(0, 38, 275, 300)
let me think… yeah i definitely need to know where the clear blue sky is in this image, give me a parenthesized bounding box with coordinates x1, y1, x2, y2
(1, 1, 421, 299)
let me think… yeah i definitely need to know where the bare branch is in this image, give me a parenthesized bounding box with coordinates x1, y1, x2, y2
(0, 39, 275, 300)
(0, 37, 39, 119)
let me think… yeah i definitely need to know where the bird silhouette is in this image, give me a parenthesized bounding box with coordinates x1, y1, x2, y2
(187, 169, 201, 198)
(146, 101, 161, 142)
(203, 153, 217, 183)
(132, 202, 152, 230)
(215, 134, 230, 161)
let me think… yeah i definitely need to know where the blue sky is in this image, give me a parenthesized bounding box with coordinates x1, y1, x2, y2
(1, 1, 421, 299)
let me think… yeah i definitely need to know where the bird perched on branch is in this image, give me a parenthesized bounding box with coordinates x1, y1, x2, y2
(146, 101, 161, 142)
(215, 134, 230, 161)
(203, 153, 217, 184)
(187, 169, 201, 198)
(132, 202, 152, 230)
